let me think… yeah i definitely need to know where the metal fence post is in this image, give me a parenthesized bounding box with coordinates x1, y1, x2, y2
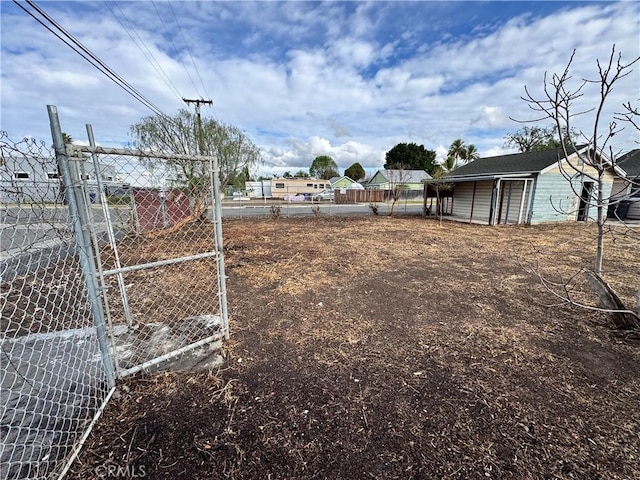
(48, 105, 115, 386)
(86, 124, 133, 329)
(210, 155, 230, 339)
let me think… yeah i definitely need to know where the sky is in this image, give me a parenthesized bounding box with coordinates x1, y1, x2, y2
(1, 1, 639, 178)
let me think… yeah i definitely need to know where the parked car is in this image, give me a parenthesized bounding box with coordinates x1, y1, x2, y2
(312, 189, 334, 201)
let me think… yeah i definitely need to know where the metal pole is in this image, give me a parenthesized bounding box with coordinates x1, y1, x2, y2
(161, 191, 169, 228)
(210, 155, 229, 339)
(526, 176, 537, 223)
(517, 179, 528, 224)
(87, 124, 134, 328)
(48, 105, 115, 387)
(504, 181, 513, 224)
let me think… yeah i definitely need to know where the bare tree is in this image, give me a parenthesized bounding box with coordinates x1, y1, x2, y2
(425, 175, 453, 226)
(386, 168, 410, 216)
(520, 45, 640, 329)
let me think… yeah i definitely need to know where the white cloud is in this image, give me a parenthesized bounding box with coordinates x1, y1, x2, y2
(474, 106, 508, 128)
(483, 146, 514, 158)
(435, 145, 449, 163)
(1, 0, 638, 178)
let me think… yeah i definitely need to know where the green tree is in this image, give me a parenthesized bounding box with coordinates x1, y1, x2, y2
(447, 139, 466, 165)
(310, 155, 339, 179)
(432, 155, 457, 177)
(384, 143, 436, 174)
(235, 165, 253, 187)
(130, 109, 261, 190)
(294, 170, 309, 178)
(447, 139, 479, 168)
(465, 144, 479, 162)
(504, 126, 578, 152)
(344, 162, 365, 181)
(504, 126, 556, 152)
(283, 171, 292, 178)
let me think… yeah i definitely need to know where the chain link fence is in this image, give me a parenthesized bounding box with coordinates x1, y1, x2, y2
(223, 187, 427, 220)
(1, 106, 229, 478)
(1, 132, 114, 480)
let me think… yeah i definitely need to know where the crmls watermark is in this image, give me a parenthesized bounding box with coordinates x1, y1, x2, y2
(95, 463, 147, 478)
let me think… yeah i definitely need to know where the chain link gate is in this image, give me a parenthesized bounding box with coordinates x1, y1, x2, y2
(55, 118, 229, 379)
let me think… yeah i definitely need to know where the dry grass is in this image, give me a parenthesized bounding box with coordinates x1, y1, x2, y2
(68, 216, 640, 480)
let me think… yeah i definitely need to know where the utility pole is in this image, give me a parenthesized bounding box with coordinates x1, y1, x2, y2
(183, 97, 213, 155)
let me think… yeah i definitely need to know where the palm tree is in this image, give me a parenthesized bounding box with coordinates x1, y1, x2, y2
(447, 139, 466, 167)
(441, 155, 457, 173)
(464, 144, 479, 163)
(447, 139, 480, 166)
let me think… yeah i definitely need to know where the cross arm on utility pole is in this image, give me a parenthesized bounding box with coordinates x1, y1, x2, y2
(183, 98, 213, 109)
(183, 98, 213, 156)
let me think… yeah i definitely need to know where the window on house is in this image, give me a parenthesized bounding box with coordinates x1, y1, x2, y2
(47, 172, 60, 179)
(13, 172, 29, 179)
(307, 183, 313, 187)
(275, 182, 285, 188)
(314, 184, 319, 189)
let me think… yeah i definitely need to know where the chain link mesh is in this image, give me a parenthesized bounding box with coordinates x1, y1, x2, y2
(69, 145, 225, 375)
(1, 133, 112, 480)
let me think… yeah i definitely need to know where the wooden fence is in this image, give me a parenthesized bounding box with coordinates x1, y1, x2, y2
(334, 189, 385, 204)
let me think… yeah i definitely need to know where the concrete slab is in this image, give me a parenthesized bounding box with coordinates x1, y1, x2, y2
(1, 315, 225, 479)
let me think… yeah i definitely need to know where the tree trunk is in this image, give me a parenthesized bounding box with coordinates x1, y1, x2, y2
(595, 177, 605, 274)
(585, 271, 639, 330)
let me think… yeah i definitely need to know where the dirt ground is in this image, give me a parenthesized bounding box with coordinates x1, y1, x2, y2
(68, 216, 639, 480)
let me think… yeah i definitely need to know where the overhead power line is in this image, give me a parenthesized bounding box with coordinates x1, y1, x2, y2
(104, 1, 184, 104)
(167, 2, 210, 100)
(151, 0, 205, 100)
(14, 0, 170, 119)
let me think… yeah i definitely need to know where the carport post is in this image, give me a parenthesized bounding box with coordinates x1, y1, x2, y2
(469, 181, 477, 223)
(504, 181, 513, 224)
(517, 180, 528, 224)
(48, 105, 115, 387)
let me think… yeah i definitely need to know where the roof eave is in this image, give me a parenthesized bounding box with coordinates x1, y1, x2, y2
(427, 172, 537, 183)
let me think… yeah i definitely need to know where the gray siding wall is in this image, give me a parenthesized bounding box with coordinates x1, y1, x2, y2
(610, 178, 628, 199)
(530, 173, 575, 223)
(452, 181, 493, 223)
(610, 177, 638, 199)
(530, 172, 614, 223)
